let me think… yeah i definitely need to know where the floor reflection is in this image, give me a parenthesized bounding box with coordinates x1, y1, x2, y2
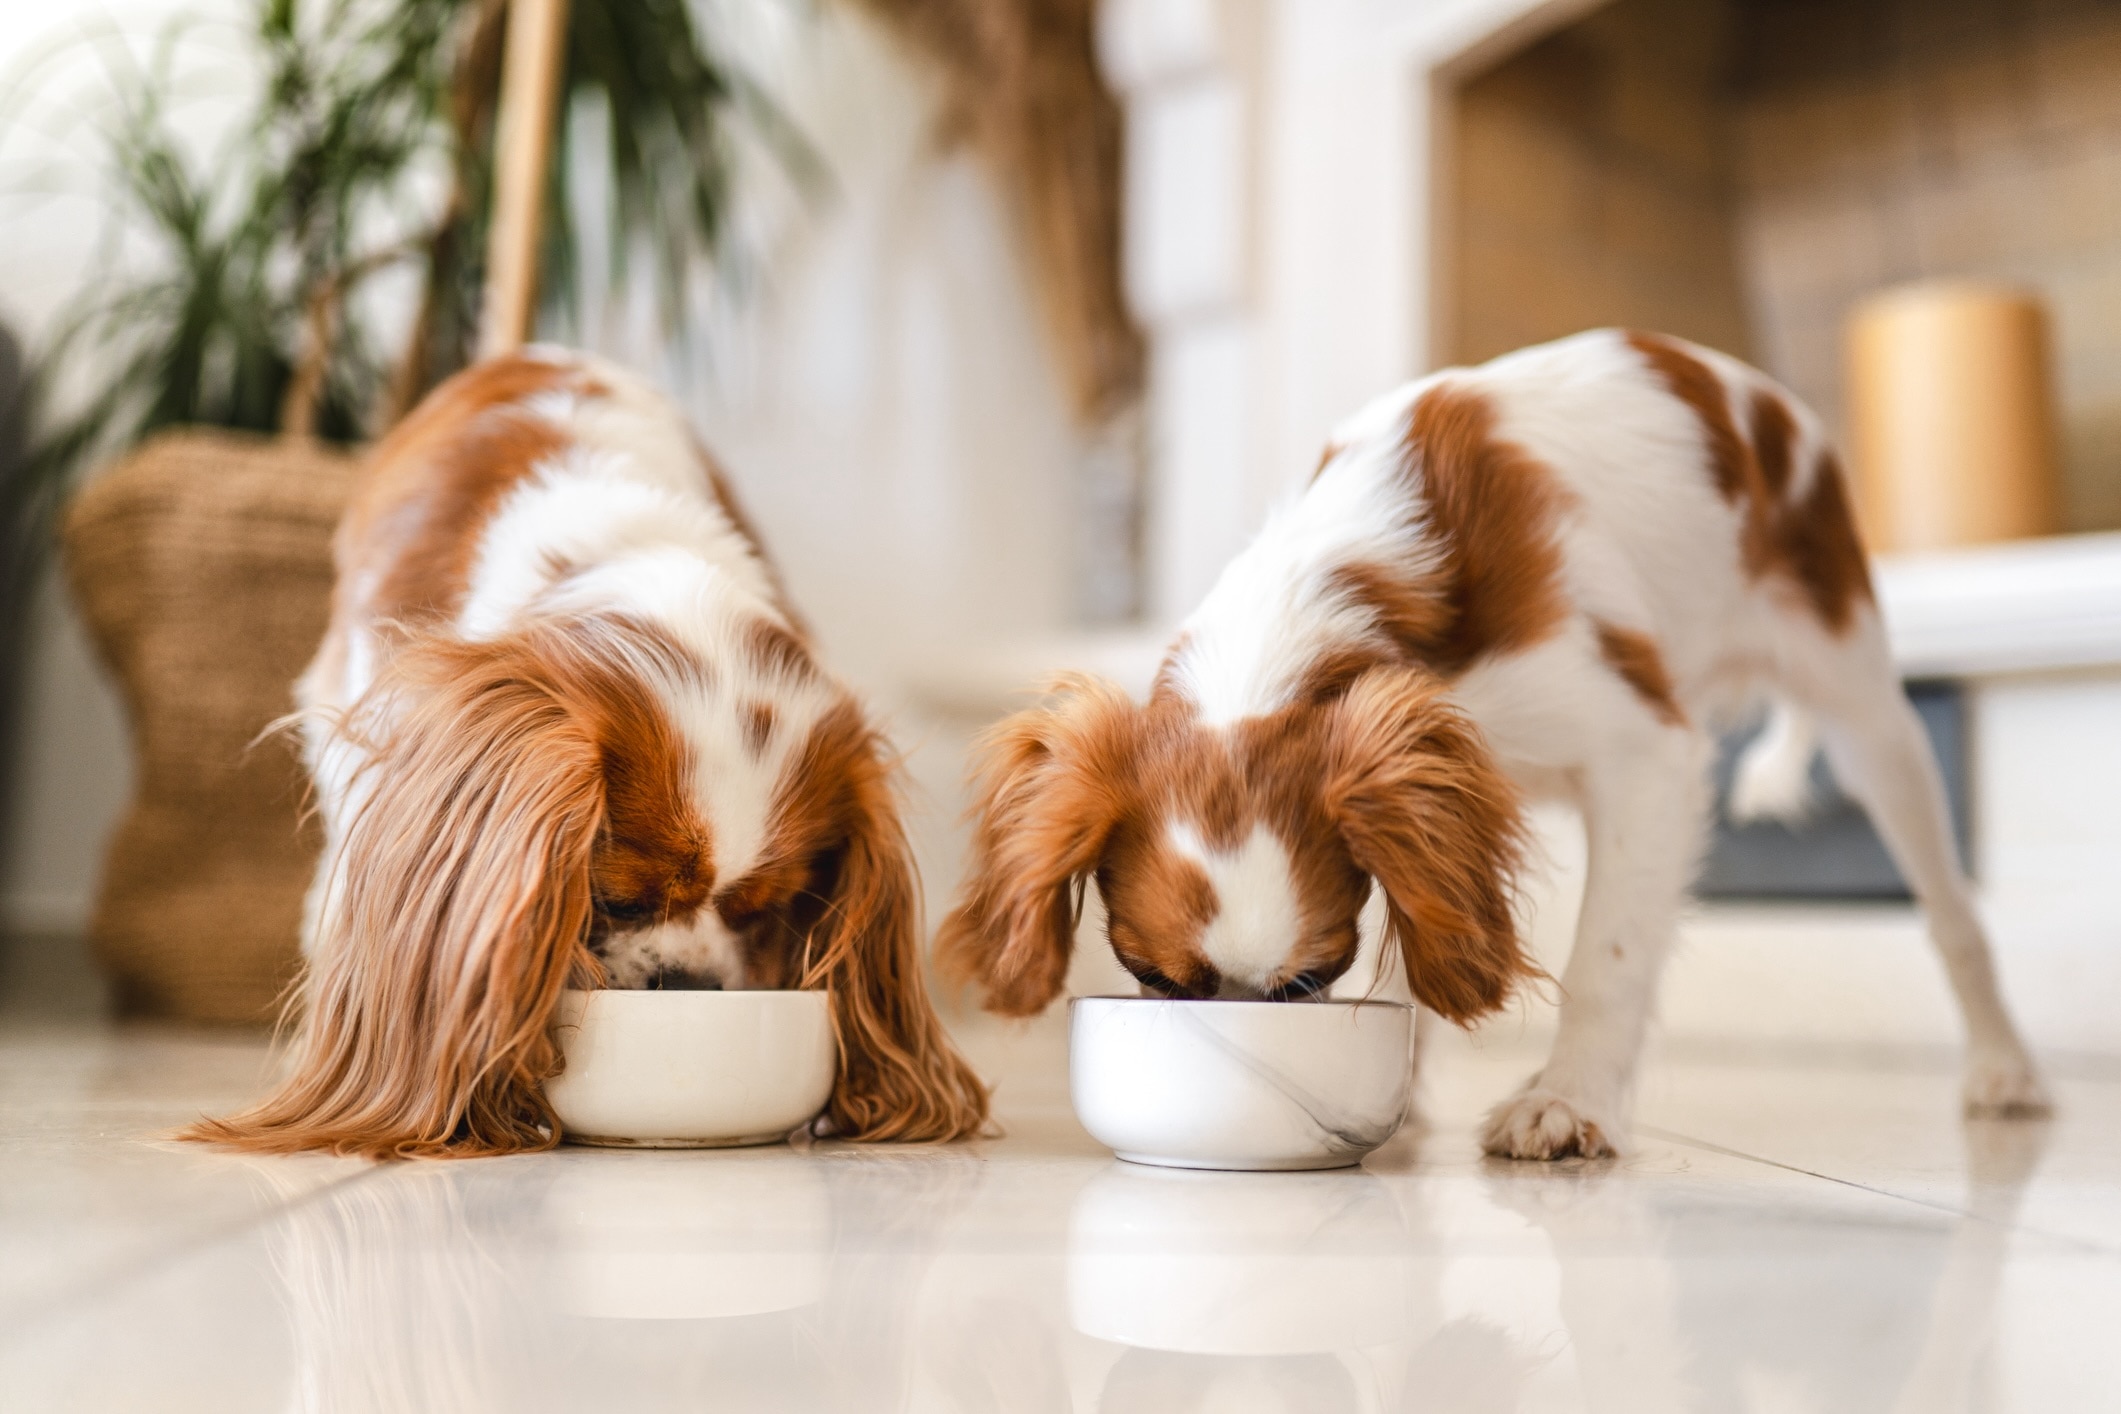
(1065, 1163, 1415, 1410)
(1465, 1116, 2056, 1414)
(543, 1152, 832, 1319)
(1100, 1350, 1362, 1413)
(262, 1143, 991, 1413)
(1887, 1118, 2055, 1414)
(266, 1163, 554, 1414)
(1068, 1163, 1413, 1357)
(246, 1114, 2057, 1413)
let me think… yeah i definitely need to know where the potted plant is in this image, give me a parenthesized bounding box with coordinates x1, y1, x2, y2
(3, 0, 805, 1021)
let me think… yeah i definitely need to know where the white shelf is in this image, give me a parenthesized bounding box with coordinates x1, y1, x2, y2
(1874, 532, 2121, 679)
(904, 533, 2121, 716)
(901, 630, 1170, 717)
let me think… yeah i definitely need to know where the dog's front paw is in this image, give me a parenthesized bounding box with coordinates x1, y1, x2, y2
(1963, 1051, 2053, 1119)
(1480, 1086, 1620, 1161)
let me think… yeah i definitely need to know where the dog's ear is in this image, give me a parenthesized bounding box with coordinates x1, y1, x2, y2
(181, 631, 609, 1158)
(788, 701, 990, 1141)
(937, 674, 1137, 1017)
(1324, 666, 1534, 1023)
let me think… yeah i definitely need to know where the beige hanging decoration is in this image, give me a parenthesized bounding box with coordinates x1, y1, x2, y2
(848, 0, 1147, 425)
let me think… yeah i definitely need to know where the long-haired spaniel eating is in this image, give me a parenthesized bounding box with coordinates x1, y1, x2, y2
(185, 350, 987, 1158)
(940, 329, 2049, 1160)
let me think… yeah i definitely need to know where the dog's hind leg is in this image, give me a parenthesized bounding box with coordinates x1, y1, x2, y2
(1789, 616, 2050, 1117)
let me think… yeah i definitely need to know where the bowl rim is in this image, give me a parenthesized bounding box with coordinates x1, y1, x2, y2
(1068, 994, 1413, 1013)
(559, 986, 832, 1006)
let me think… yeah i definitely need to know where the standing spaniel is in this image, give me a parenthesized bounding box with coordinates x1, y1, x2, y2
(940, 329, 2047, 1160)
(188, 350, 986, 1158)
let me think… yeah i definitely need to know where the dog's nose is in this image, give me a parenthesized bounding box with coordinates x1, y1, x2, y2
(644, 965, 724, 991)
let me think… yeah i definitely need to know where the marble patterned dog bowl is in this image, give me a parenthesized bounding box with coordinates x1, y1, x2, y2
(1069, 996, 1413, 1171)
(547, 989, 836, 1148)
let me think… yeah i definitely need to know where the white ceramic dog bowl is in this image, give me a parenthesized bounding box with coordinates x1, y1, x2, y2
(547, 989, 836, 1148)
(1069, 996, 1413, 1171)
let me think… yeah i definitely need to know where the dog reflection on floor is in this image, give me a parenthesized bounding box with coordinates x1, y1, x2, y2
(251, 1147, 988, 1413)
(1467, 1118, 2054, 1413)
(235, 1118, 2052, 1411)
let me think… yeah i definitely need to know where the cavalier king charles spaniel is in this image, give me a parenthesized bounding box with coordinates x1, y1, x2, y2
(187, 350, 987, 1158)
(939, 329, 2048, 1160)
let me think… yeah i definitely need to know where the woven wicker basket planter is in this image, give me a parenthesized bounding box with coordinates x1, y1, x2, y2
(64, 430, 354, 1024)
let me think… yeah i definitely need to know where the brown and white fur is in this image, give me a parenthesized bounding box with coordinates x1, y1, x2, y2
(940, 329, 2049, 1160)
(185, 349, 987, 1158)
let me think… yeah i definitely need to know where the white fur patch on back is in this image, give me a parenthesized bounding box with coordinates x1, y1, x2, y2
(1169, 819, 1304, 993)
(456, 361, 773, 643)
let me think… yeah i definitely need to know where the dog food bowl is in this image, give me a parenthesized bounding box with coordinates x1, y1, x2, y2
(547, 989, 836, 1148)
(1069, 996, 1413, 1171)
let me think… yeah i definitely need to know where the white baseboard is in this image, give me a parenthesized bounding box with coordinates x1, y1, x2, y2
(1502, 902, 2121, 1062)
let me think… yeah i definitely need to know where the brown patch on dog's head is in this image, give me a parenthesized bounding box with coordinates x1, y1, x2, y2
(583, 657, 714, 935)
(935, 675, 1142, 1016)
(741, 700, 778, 757)
(1094, 819, 1225, 998)
(733, 698, 989, 1140)
(744, 615, 816, 684)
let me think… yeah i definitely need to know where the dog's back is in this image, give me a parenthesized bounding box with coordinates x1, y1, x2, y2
(1170, 328, 1876, 754)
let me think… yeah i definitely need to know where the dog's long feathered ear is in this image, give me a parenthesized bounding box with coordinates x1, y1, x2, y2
(936, 674, 1136, 1018)
(795, 702, 990, 1141)
(1325, 666, 1535, 1024)
(181, 634, 606, 1159)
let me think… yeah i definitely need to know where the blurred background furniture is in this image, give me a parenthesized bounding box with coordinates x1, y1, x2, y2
(1849, 282, 2061, 553)
(62, 436, 348, 1022)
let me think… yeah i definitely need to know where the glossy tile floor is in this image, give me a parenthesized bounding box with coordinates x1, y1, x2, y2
(4, 936, 2119, 1412)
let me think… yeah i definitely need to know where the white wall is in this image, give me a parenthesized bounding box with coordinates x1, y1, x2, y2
(0, 0, 235, 931)
(1108, 0, 1599, 624)
(678, 8, 1082, 684)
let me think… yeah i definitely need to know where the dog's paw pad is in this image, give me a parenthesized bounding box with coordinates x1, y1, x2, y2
(1963, 1055, 2053, 1119)
(1481, 1088, 1619, 1161)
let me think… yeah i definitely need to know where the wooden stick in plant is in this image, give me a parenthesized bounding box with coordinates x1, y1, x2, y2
(480, 0, 570, 357)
